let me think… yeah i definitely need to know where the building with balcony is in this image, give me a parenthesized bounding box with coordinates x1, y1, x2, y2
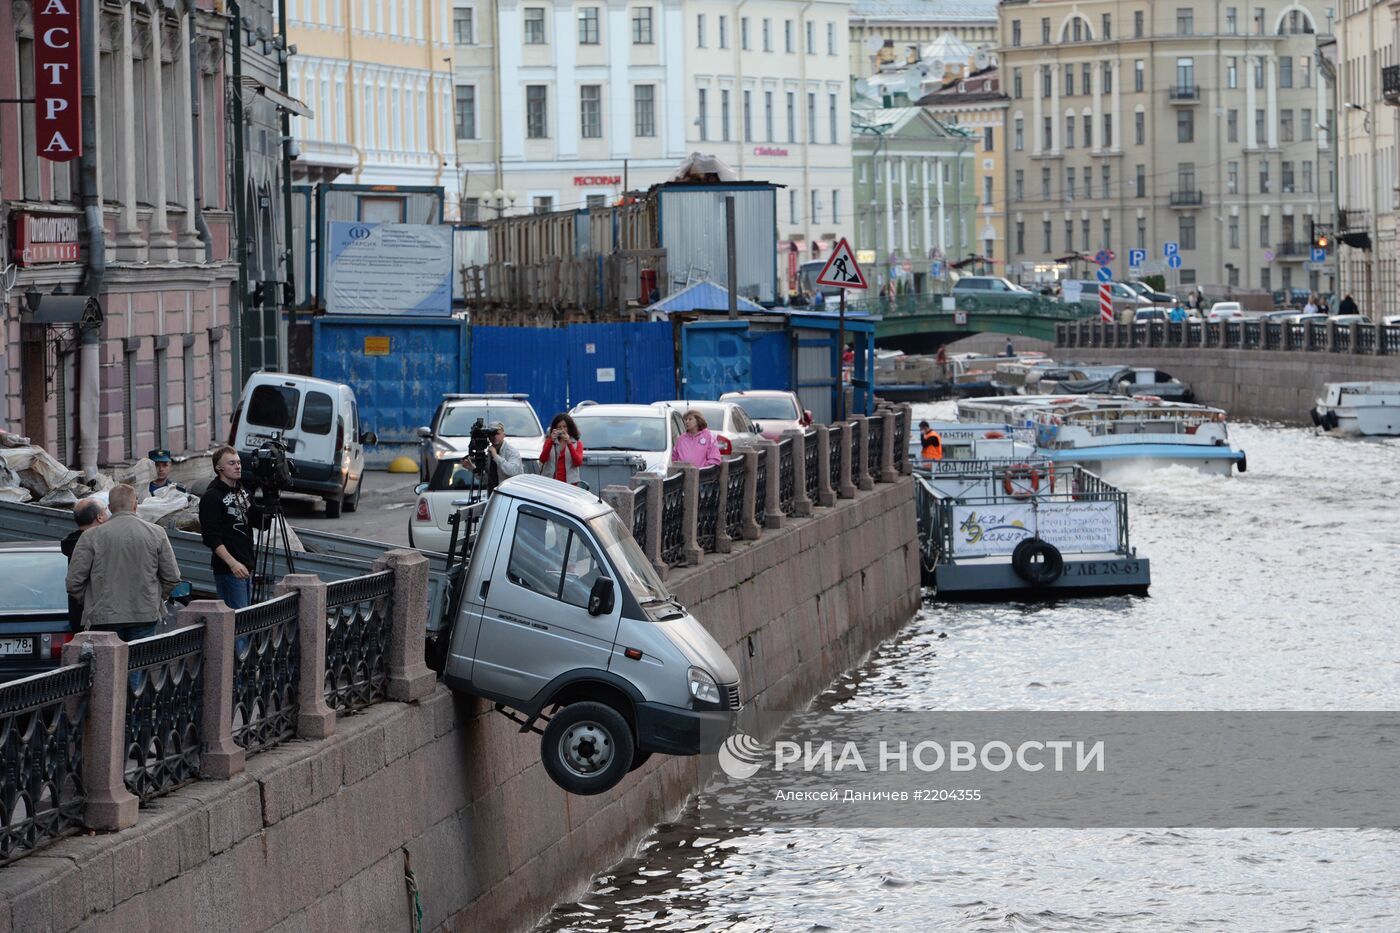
(453, 0, 853, 285)
(999, 0, 1336, 296)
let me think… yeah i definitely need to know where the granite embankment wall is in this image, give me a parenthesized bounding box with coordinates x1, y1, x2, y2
(1054, 347, 1400, 423)
(1, 481, 919, 933)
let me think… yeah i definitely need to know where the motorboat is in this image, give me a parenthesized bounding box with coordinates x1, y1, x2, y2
(1034, 365, 1194, 403)
(956, 395, 1247, 476)
(1310, 382, 1400, 437)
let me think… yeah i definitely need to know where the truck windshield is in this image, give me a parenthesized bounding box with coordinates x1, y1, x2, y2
(588, 511, 671, 606)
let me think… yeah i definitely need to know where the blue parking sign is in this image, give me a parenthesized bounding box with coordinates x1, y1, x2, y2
(1128, 248, 1146, 268)
(1164, 242, 1179, 256)
(1096, 267, 1113, 283)
(1310, 247, 1326, 263)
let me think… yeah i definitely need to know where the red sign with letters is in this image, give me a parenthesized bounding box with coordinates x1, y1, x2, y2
(12, 212, 82, 266)
(34, 0, 82, 163)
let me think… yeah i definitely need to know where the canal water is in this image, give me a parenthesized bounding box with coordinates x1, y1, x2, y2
(537, 408, 1400, 932)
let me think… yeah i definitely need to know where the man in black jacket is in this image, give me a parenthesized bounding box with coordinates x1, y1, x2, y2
(1338, 293, 1359, 316)
(60, 498, 109, 629)
(199, 446, 262, 609)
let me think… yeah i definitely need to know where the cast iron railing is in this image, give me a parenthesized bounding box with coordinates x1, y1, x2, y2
(1356, 324, 1376, 353)
(1308, 321, 1327, 350)
(1264, 322, 1283, 349)
(324, 571, 394, 714)
(1331, 325, 1352, 353)
(778, 437, 796, 516)
(891, 409, 908, 471)
(1059, 322, 1400, 356)
(125, 626, 204, 801)
(0, 663, 90, 863)
(723, 457, 745, 541)
(803, 430, 819, 503)
(828, 426, 843, 491)
(866, 416, 884, 477)
(754, 454, 769, 528)
(630, 484, 648, 545)
(696, 465, 721, 552)
(660, 470, 685, 565)
(232, 593, 300, 756)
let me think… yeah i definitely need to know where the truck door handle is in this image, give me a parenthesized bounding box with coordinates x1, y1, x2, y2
(479, 580, 490, 600)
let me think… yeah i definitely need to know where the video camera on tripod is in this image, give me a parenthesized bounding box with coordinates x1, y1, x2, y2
(465, 418, 492, 475)
(249, 436, 295, 499)
(246, 435, 297, 602)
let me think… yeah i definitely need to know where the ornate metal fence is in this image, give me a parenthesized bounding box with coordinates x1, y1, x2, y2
(723, 457, 745, 541)
(231, 594, 300, 756)
(891, 409, 908, 471)
(777, 437, 796, 516)
(696, 465, 721, 552)
(1264, 322, 1283, 350)
(1060, 322, 1400, 356)
(1331, 325, 1352, 353)
(630, 485, 648, 545)
(660, 471, 685, 565)
(125, 627, 204, 801)
(828, 426, 843, 491)
(324, 572, 395, 714)
(0, 663, 90, 863)
(866, 416, 884, 478)
(1356, 324, 1376, 354)
(754, 453, 769, 528)
(803, 430, 819, 503)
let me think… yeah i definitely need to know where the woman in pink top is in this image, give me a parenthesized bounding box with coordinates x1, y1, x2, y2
(672, 410, 722, 468)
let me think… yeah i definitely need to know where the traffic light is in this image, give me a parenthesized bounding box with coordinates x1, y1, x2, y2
(1314, 233, 1330, 250)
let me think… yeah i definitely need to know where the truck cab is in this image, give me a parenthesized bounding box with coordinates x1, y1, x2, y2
(440, 475, 740, 794)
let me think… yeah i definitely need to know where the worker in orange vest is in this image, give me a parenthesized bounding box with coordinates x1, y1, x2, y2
(919, 420, 943, 461)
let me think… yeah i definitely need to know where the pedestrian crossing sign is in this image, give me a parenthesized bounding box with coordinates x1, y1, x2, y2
(815, 238, 868, 290)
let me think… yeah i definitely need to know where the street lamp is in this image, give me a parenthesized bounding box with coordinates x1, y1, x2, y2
(489, 189, 517, 217)
(1344, 102, 1378, 317)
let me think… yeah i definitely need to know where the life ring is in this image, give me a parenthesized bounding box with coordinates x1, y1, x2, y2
(1012, 538, 1064, 587)
(983, 430, 1005, 439)
(1002, 463, 1041, 498)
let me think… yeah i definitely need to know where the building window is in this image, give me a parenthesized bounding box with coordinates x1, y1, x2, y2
(1015, 221, 1025, 253)
(1258, 159, 1269, 193)
(1137, 217, 1146, 249)
(1066, 115, 1075, 148)
(1253, 7, 1265, 34)
(1043, 220, 1052, 253)
(1084, 117, 1092, 149)
(741, 17, 750, 49)
(807, 92, 816, 143)
(1072, 17, 1083, 41)
(1082, 63, 1091, 94)
(697, 13, 706, 47)
(983, 126, 994, 151)
(1301, 108, 1312, 140)
(632, 7, 653, 44)
(1014, 118, 1024, 150)
(721, 89, 731, 141)
(1103, 114, 1113, 148)
(832, 189, 840, 222)
(789, 189, 797, 224)
(828, 93, 838, 144)
(1280, 109, 1293, 142)
(1081, 219, 1090, 251)
(1255, 108, 1265, 142)
(1014, 169, 1024, 200)
(1102, 218, 1111, 249)
(1302, 160, 1313, 193)
(1227, 57, 1238, 89)
(1013, 68, 1022, 98)
(524, 7, 546, 44)
(1226, 6, 1237, 33)
(1012, 20, 1021, 46)
(764, 90, 774, 140)
(533, 196, 554, 214)
(744, 90, 754, 141)
(1227, 109, 1238, 142)
(1227, 161, 1238, 194)
(454, 85, 476, 139)
(578, 7, 600, 44)
(1177, 162, 1195, 193)
(1176, 57, 1194, 92)
(786, 91, 796, 142)
(1254, 60, 1264, 89)
(1135, 111, 1145, 145)
(526, 85, 547, 137)
(1041, 166, 1051, 199)
(811, 189, 820, 223)
(1043, 116, 1053, 150)
(635, 84, 655, 136)
(1134, 10, 1144, 37)
(698, 88, 708, 140)
(785, 20, 794, 52)
(983, 176, 993, 204)
(580, 85, 602, 138)
(585, 195, 607, 210)
(763, 18, 771, 51)
(1101, 164, 1111, 198)
(1065, 220, 1073, 251)
(1281, 160, 1294, 193)
(1177, 109, 1193, 143)
(1041, 17, 1051, 44)
(1066, 166, 1076, 200)
(463, 198, 480, 222)
(1065, 65, 1074, 96)
(1134, 60, 1144, 92)
(1175, 7, 1193, 35)
(1102, 13, 1111, 38)
(1229, 215, 1240, 248)
(1180, 215, 1196, 250)
(1259, 267, 1270, 291)
(1302, 56, 1312, 88)
(1279, 56, 1292, 88)
(719, 15, 728, 48)
(1103, 65, 1113, 94)
(805, 21, 814, 54)
(828, 22, 836, 54)
(454, 8, 474, 44)
(1135, 164, 1145, 197)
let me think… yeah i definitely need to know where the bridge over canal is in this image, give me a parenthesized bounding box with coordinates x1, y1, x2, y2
(855, 294, 1092, 353)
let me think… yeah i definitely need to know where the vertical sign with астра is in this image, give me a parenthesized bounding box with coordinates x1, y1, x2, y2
(34, 0, 82, 163)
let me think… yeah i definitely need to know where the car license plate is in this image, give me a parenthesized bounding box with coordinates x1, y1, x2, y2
(0, 637, 34, 656)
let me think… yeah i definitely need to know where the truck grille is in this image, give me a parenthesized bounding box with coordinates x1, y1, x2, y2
(725, 683, 742, 710)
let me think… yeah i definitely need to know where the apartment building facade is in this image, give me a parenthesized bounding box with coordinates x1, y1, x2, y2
(286, 0, 460, 208)
(919, 65, 1009, 265)
(999, 0, 1335, 295)
(849, 0, 998, 78)
(453, 0, 854, 266)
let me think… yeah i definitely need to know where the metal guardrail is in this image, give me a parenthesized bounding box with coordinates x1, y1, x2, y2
(777, 438, 796, 516)
(723, 457, 745, 541)
(629, 485, 648, 545)
(866, 417, 884, 478)
(1059, 321, 1400, 356)
(803, 430, 819, 504)
(125, 625, 204, 802)
(324, 572, 394, 714)
(754, 453, 769, 528)
(696, 465, 721, 553)
(232, 594, 300, 755)
(0, 663, 90, 863)
(660, 471, 685, 566)
(828, 427, 843, 491)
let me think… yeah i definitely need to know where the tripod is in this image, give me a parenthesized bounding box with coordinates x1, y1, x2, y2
(251, 487, 297, 604)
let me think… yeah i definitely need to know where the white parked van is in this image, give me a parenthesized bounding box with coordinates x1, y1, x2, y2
(228, 373, 377, 518)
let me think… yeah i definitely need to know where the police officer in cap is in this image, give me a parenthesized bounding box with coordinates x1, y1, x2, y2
(147, 449, 187, 496)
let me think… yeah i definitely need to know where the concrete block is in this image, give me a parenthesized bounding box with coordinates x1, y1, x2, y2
(258, 742, 344, 826)
(206, 777, 263, 855)
(342, 722, 387, 785)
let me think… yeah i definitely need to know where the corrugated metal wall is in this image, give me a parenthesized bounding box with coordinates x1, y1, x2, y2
(470, 327, 570, 424)
(658, 188, 776, 303)
(792, 328, 836, 424)
(312, 316, 468, 467)
(682, 322, 753, 400)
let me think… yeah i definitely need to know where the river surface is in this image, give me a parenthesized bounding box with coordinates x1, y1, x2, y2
(537, 407, 1400, 932)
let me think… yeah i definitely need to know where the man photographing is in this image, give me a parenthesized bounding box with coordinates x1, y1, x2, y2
(464, 421, 522, 492)
(199, 446, 264, 609)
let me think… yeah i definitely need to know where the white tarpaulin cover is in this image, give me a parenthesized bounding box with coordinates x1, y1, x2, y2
(951, 500, 1120, 557)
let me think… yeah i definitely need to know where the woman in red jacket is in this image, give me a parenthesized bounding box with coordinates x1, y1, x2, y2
(539, 413, 585, 484)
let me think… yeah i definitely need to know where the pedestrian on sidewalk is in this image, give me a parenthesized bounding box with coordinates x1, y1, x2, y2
(540, 414, 585, 485)
(1339, 293, 1359, 316)
(672, 410, 722, 468)
(61, 498, 109, 630)
(65, 484, 181, 642)
(1303, 294, 1319, 315)
(199, 446, 264, 609)
(146, 448, 186, 496)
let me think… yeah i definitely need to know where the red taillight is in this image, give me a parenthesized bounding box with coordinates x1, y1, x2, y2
(717, 435, 732, 455)
(334, 424, 345, 461)
(50, 633, 74, 660)
(415, 498, 432, 522)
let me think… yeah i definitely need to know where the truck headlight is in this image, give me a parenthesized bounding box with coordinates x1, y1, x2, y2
(688, 667, 722, 707)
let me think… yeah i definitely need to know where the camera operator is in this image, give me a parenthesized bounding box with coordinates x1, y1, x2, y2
(198, 446, 265, 609)
(464, 421, 522, 492)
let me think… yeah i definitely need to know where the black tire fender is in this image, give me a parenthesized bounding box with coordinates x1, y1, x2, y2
(1011, 538, 1064, 587)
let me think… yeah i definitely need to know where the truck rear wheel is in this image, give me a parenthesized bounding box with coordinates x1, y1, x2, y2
(541, 701, 634, 795)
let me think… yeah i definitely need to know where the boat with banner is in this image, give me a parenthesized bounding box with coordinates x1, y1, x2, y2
(1310, 382, 1400, 437)
(914, 457, 1150, 599)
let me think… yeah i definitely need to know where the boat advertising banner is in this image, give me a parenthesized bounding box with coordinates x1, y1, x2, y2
(325, 222, 453, 316)
(951, 501, 1120, 557)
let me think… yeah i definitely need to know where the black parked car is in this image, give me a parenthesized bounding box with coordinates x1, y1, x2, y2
(0, 541, 73, 683)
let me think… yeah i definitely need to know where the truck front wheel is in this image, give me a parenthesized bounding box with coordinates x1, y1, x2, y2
(541, 701, 635, 795)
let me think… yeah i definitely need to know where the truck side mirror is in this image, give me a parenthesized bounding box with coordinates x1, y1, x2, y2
(587, 577, 615, 617)
(417, 426, 432, 439)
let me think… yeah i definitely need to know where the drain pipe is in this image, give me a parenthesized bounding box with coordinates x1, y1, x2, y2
(76, 0, 104, 479)
(190, 13, 212, 262)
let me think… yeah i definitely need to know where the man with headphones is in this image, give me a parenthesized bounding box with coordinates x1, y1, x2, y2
(198, 446, 263, 609)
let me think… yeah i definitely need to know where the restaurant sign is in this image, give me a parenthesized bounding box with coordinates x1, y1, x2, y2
(11, 212, 81, 266)
(34, 0, 82, 163)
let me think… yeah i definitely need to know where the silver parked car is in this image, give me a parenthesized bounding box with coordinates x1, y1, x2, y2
(652, 400, 765, 453)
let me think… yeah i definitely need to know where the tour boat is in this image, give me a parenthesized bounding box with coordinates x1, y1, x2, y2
(1310, 382, 1400, 437)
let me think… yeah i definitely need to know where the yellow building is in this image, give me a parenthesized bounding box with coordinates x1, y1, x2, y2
(286, 0, 460, 214)
(919, 65, 1008, 265)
